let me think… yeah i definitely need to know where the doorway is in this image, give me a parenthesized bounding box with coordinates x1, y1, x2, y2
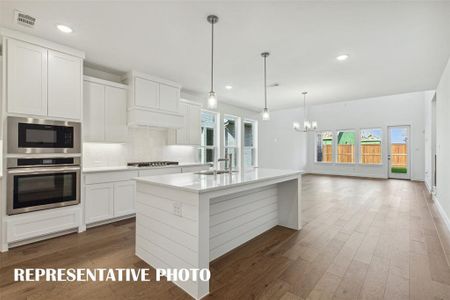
(388, 126, 410, 179)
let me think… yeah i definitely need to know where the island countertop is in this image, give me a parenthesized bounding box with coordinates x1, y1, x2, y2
(134, 168, 303, 193)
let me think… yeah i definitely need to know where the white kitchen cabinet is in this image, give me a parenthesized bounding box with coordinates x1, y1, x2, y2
(113, 181, 136, 217)
(125, 71, 184, 128)
(85, 183, 114, 224)
(47, 50, 82, 119)
(5, 36, 84, 120)
(83, 81, 105, 141)
(168, 100, 201, 145)
(134, 77, 159, 109)
(6, 39, 48, 116)
(83, 76, 128, 143)
(105, 86, 128, 142)
(159, 83, 179, 113)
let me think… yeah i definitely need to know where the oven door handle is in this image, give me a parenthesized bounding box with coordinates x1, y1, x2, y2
(7, 166, 81, 175)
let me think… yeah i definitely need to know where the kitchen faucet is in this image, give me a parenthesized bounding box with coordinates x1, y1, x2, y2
(217, 153, 233, 175)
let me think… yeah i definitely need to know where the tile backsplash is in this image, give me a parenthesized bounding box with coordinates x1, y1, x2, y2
(83, 127, 198, 167)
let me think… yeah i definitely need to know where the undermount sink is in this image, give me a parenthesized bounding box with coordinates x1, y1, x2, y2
(195, 170, 229, 175)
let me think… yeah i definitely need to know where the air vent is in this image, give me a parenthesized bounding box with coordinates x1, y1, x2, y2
(14, 10, 36, 28)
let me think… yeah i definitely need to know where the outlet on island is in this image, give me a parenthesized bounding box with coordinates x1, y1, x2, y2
(172, 201, 183, 217)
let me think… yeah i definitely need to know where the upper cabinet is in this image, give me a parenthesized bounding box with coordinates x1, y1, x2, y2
(83, 76, 128, 143)
(124, 71, 184, 128)
(168, 100, 201, 145)
(6, 39, 48, 116)
(47, 50, 82, 119)
(3, 30, 84, 120)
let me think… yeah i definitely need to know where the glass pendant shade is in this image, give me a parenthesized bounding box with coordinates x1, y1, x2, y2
(207, 91, 217, 109)
(262, 108, 270, 120)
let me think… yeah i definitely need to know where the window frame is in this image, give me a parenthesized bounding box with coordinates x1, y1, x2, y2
(359, 127, 383, 166)
(199, 109, 219, 166)
(223, 114, 241, 170)
(335, 129, 357, 165)
(315, 130, 334, 164)
(243, 119, 258, 169)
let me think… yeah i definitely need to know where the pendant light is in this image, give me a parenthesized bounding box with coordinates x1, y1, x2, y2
(207, 15, 218, 109)
(294, 91, 318, 132)
(261, 52, 270, 120)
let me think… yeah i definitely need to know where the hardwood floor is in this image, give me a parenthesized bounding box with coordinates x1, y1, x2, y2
(1, 175, 450, 299)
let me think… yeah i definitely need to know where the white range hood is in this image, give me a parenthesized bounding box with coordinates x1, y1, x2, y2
(124, 71, 184, 129)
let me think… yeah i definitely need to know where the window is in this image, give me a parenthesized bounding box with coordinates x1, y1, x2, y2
(337, 130, 356, 163)
(316, 131, 333, 163)
(199, 110, 218, 164)
(360, 128, 382, 165)
(243, 120, 257, 168)
(224, 115, 240, 169)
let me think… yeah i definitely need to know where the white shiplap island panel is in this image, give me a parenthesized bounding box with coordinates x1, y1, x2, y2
(134, 168, 302, 299)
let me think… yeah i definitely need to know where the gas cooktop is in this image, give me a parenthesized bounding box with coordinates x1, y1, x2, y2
(127, 161, 179, 168)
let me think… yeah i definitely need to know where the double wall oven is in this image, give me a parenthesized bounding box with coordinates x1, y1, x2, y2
(7, 117, 81, 215)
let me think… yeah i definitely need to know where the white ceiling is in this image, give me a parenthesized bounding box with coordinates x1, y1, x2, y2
(1, 1, 450, 111)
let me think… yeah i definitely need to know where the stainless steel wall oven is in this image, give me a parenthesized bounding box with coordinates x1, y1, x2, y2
(7, 157, 81, 215)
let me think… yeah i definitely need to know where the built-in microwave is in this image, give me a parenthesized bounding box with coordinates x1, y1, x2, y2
(7, 157, 81, 215)
(7, 117, 81, 154)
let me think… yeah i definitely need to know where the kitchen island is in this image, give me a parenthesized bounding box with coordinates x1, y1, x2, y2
(134, 168, 302, 299)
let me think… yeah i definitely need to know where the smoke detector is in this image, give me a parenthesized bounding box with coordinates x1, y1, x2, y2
(14, 10, 36, 28)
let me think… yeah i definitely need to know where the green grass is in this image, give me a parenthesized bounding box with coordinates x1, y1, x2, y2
(391, 167, 407, 174)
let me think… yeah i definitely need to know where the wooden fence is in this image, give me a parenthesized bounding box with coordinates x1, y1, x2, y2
(361, 144, 381, 164)
(319, 143, 407, 165)
(391, 144, 407, 166)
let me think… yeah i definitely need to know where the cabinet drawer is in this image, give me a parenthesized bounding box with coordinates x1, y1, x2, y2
(139, 167, 182, 177)
(7, 206, 80, 243)
(84, 171, 139, 185)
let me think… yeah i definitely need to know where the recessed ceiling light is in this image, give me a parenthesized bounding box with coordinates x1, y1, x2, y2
(57, 24, 73, 33)
(336, 54, 349, 61)
(225, 85, 233, 90)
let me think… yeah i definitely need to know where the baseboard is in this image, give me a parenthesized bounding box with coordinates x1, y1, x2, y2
(305, 171, 387, 180)
(433, 194, 450, 233)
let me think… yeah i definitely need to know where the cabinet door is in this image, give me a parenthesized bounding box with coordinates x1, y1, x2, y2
(188, 104, 201, 145)
(7, 39, 48, 116)
(176, 102, 189, 144)
(113, 181, 136, 217)
(134, 77, 159, 109)
(85, 183, 114, 224)
(83, 81, 105, 141)
(105, 86, 128, 143)
(159, 83, 179, 113)
(47, 50, 82, 120)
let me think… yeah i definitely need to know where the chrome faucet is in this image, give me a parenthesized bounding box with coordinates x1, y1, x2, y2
(217, 153, 233, 174)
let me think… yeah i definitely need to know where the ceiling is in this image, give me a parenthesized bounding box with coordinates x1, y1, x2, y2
(1, 1, 450, 111)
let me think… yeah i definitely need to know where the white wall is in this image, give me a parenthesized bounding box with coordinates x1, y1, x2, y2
(435, 57, 450, 223)
(306, 91, 428, 180)
(258, 107, 307, 171)
(424, 92, 437, 191)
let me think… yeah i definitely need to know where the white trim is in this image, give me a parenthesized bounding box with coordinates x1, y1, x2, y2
(83, 75, 128, 89)
(0, 27, 85, 58)
(123, 70, 181, 88)
(433, 194, 450, 233)
(307, 170, 387, 179)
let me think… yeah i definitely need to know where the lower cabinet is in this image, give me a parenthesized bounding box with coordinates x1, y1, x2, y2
(85, 180, 136, 225)
(113, 181, 136, 217)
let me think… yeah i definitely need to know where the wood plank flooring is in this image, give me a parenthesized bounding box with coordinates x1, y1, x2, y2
(1, 175, 450, 299)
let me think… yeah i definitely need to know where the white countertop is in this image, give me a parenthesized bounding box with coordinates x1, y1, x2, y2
(135, 168, 303, 193)
(82, 163, 210, 173)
